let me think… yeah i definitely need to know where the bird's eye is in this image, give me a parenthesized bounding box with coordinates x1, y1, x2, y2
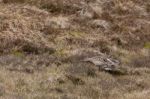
(104, 59, 107, 62)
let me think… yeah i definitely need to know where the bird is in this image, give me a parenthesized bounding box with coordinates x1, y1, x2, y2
(83, 55, 125, 75)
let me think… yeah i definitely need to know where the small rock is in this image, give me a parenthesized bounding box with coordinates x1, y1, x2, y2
(79, 7, 95, 19)
(48, 76, 56, 83)
(48, 75, 64, 83)
(78, 3, 102, 20)
(90, 19, 112, 31)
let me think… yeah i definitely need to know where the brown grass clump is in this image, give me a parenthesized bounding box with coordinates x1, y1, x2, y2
(130, 55, 150, 68)
(3, 0, 26, 3)
(0, 4, 55, 54)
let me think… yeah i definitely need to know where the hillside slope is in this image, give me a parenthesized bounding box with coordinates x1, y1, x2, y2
(0, 0, 150, 99)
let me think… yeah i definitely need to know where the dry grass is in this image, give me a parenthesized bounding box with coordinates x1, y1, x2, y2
(0, 0, 150, 99)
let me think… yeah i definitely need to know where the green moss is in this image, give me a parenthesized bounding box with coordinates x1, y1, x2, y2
(12, 51, 25, 57)
(54, 49, 67, 57)
(144, 42, 150, 49)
